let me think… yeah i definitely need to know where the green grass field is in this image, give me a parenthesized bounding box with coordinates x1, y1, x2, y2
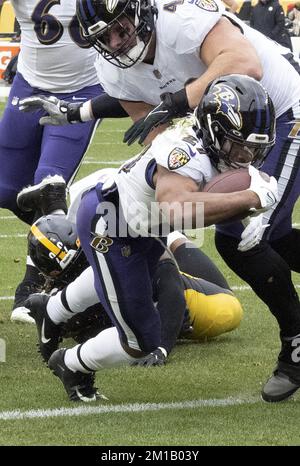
(0, 105, 300, 446)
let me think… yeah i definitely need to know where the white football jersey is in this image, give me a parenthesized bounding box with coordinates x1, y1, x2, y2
(66, 120, 216, 236)
(114, 119, 217, 236)
(11, 0, 98, 92)
(96, 0, 300, 117)
(67, 168, 117, 224)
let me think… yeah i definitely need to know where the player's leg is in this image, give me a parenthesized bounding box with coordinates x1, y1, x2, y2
(48, 187, 164, 400)
(12, 84, 103, 322)
(215, 106, 300, 401)
(152, 257, 186, 355)
(271, 229, 300, 273)
(0, 73, 43, 223)
(167, 231, 229, 289)
(0, 73, 50, 322)
(24, 266, 101, 363)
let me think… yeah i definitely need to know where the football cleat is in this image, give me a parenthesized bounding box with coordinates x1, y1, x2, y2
(11, 279, 43, 324)
(25, 293, 62, 363)
(17, 175, 67, 215)
(11, 306, 35, 324)
(262, 360, 300, 402)
(48, 349, 107, 402)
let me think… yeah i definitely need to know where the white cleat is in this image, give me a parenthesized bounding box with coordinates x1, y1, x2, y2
(11, 306, 35, 324)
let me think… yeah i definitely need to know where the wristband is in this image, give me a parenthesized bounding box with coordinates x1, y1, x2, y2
(166, 231, 186, 248)
(79, 101, 93, 122)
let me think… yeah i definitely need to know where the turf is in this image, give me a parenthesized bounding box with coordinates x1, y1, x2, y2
(0, 105, 300, 446)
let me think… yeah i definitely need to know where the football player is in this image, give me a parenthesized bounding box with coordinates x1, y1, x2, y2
(19, 0, 300, 402)
(24, 214, 243, 364)
(22, 75, 278, 402)
(2, 0, 127, 324)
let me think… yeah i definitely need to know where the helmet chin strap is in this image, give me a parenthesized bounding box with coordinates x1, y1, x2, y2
(118, 36, 151, 66)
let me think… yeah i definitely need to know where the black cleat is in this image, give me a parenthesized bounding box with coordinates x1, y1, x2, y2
(262, 360, 300, 402)
(262, 334, 300, 402)
(17, 175, 67, 215)
(24, 293, 62, 363)
(11, 279, 43, 324)
(48, 349, 106, 402)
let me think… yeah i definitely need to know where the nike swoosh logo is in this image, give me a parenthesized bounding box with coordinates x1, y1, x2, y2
(186, 145, 197, 158)
(41, 319, 51, 344)
(72, 96, 86, 101)
(75, 387, 96, 402)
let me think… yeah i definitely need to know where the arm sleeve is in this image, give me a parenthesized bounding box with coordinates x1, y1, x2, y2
(153, 259, 186, 355)
(90, 94, 128, 119)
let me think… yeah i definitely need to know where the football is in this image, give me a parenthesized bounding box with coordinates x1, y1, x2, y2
(203, 168, 251, 194)
(202, 168, 270, 224)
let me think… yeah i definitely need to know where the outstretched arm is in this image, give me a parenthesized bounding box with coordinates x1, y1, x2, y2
(19, 93, 128, 126)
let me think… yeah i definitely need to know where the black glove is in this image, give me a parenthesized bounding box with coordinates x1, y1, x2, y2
(19, 95, 85, 126)
(130, 347, 167, 367)
(123, 88, 191, 146)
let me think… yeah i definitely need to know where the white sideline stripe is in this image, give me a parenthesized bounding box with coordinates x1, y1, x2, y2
(0, 396, 259, 421)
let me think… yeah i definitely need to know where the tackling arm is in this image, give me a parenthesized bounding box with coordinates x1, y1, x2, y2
(123, 17, 262, 145)
(185, 17, 263, 109)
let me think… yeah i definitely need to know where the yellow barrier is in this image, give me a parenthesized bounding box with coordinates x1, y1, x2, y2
(0, 1, 16, 38)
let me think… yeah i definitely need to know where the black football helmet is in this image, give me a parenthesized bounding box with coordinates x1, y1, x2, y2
(76, 0, 157, 68)
(196, 74, 276, 171)
(28, 215, 88, 285)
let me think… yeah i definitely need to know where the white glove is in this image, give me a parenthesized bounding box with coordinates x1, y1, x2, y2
(238, 214, 270, 252)
(18, 95, 83, 126)
(247, 165, 278, 212)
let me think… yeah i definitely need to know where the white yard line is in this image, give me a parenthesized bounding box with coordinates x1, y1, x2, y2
(0, 396, 259, 421)
(0, 233, 27, 238)
(82, 159, 124, 164)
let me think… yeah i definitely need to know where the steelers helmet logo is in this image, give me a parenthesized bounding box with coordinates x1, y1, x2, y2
(168, 148, 190, 170)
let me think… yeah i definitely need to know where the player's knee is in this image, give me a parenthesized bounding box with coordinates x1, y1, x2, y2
(189, 293, 243, 340)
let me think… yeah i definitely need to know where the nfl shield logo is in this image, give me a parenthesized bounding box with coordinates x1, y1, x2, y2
(153, 69, 162, 79)
(121, 245, 131, 257)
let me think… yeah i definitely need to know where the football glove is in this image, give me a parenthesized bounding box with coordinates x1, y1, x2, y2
(123, 88, 191, 146)
(247, 165, 278, 211)
(238, 214, 270, 252)
(130, 347, 167, 367)
(18, 95, 85, 126)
